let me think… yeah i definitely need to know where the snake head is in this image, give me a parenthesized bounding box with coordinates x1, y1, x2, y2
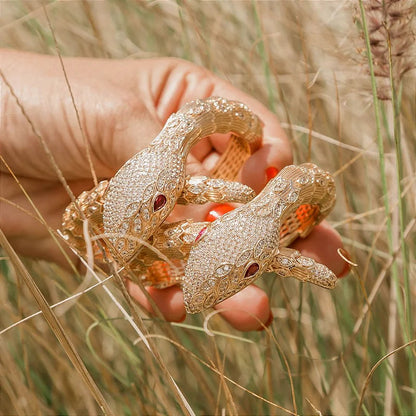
(182, 194, 281, 313)
(182, 163, 337, 313)
(103, 148, 185, 260)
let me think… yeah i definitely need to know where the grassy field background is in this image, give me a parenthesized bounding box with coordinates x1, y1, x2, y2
(0, 1, 415, 415)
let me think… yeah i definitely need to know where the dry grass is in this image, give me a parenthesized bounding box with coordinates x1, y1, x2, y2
(0, 1, 415, 415)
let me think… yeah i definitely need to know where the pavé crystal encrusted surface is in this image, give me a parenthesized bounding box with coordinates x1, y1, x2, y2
(62, 97, 338, 315)
(102, 97, 262, 260)
(183, 163, 337, 313)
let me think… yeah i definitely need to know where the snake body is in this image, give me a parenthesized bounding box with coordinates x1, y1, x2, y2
(183, 163, 336, 312)
(62, 97, 338, 314)
(103, 97, 261, 260)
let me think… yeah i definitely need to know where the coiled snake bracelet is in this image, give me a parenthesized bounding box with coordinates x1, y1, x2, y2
(62, 96, 337, 313)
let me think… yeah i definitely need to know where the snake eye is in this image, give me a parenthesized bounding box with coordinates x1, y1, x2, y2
(153, 194, 167, 212)
(245, 262, 260, 278)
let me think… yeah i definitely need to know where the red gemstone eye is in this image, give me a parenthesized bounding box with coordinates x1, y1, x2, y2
(245, 262, 260, 278)
(153, 194, 167, 212)
(195, 226, 207, 242)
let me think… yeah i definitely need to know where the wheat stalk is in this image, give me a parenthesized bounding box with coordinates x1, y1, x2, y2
(357, 0, 416, 99)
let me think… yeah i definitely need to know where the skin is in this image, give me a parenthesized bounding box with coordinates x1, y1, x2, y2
(0, 49, 348, 331)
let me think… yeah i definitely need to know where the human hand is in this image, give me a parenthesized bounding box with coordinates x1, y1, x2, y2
(0, 50, 348, 330)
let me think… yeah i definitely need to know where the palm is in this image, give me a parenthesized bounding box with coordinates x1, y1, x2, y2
(1, 50, 346, 330)
(0, 53, 275, 263)
(2, 54, 165, 264)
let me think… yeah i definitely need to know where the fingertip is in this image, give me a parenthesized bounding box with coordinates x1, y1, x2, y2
(126, 281, 186, 322)
(336, 248, 352, 278)
(214, 285, 271, 331)
(257, 310, 274, 331)
(240, 139, 293, 193)
(263, 136, 294, 167)
(337, 261, 351, 278)
(291, 221, 349, 278)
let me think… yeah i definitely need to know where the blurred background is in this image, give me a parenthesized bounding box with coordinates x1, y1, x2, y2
(0, 1, 415, 415)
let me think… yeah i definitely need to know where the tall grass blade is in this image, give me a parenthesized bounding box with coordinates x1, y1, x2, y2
(0, 229, 115, 416)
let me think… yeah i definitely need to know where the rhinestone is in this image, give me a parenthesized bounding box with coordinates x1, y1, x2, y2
(189, 294, 205, 309)
(116, 238, 126, 252)
(165, 181, 177, 191)
(88, 191, 97, 200)
(180, 118, 194, 133)
(141, 207, 150, 220)
(189, 176, 204, 184)
(237, 278, 249, 288)
(314, 264, 328, 276)
(257, 204, 272, 217)
(287, 191, 299, 203)
(166, 114, 180, 128)
(251, 109, 260, 122)
(209, 179, 223, 189)
(152, 133, 164, 144)
(133, 217, 141, 233)
(189, 185, 202, 194)
(298, 256, 314, 267)
(182, 234, 195, 244)
(125, 239, 136, 254)
(142, 184, 155, 201)
(125, 202, 140, 218)
(278, 257, 292, 267)
(254, 239, 266, 257)
(273, 203, 284, 217)
(153, 194, 167, 212)
(201, 279, 215, 292)
(216, 264, 232, 277)
(273, 177, 288, 192)
(236, 250, 252, 266)
(218, 276, 230, 292)
(193, 104, 205, 115)
(119, 220, 130, 235)
(245, 262, 259, 278)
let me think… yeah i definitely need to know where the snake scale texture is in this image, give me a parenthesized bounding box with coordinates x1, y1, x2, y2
(62, 97, 337, 313)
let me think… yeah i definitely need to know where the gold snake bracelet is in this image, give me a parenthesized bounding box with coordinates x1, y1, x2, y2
(62, 97, 337, 313)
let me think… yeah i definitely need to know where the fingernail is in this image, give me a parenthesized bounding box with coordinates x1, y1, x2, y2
(257, 311, 274, 331)
(265, 166, 279, 182)
(205, 204, 235, 222)
(337, 249, 352, 278)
